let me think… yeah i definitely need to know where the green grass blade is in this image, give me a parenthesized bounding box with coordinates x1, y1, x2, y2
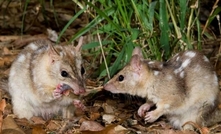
(57, 7, 86, 43)
(179, 0, 187, 30)
(84, 0, 120, 30)
(50, 0, 59, 28)
(159, 0, 170, 57)
(82, 40, 111, 50)
(21, 0, 30, 34)
(148, 1, 157, 33)
(69, 6, 116, 42)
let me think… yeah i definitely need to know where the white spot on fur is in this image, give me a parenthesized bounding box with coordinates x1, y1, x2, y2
(180, 71, 184, 78)
(174, 59, 191, 74)
(71, 51, 75, 56)
(17, 54, 26, 62)
(154, 71, 159, 76)
(164, 104, 170, 109)
(182, 59, 191, 68)
(37, 48, 44, 54)
(167, 75, 173, 80)
(185, 51, 196, 58)
(173, 53, 178, 58)
(213, 73, 218, 86)
(60, 52, 64, 57)
(148, 61, 156, 64)
(203, 56, 209, 62)
(174, 68, 182, 74)
(29, 43, 38, 50)
(176, 56, 180, 61)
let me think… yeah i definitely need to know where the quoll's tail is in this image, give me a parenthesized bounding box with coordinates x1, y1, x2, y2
(205, 107, 221, 126)
(204, 92, 221, 126)
(0, 78, 9, 93)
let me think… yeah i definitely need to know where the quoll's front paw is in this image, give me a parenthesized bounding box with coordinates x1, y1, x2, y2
(73, 100, 86, 111)
(138, 103, 152, 117)
(53, 84, 63, 99)
(144, 111, 160, 123)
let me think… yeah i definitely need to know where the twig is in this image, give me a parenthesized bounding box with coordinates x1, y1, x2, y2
(96, 33, 110, 79)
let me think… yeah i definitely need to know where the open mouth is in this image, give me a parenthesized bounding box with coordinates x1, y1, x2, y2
(60, 83, 84, 96)
(60, 84, 76, 96)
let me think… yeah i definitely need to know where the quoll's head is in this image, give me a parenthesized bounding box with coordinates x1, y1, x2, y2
(47, 38, 86, 95)
(104, 47, 150, 96)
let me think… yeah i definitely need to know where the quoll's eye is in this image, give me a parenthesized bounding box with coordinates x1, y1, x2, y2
(81, 66, 85, 75)
(61, 70, 69, 77)
(118, 75, 124, 82)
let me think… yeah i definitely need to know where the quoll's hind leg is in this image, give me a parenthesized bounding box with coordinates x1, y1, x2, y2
(178, 108, 205, 130)
(12, 97, 34, 119)
(62, 105, 75, 119)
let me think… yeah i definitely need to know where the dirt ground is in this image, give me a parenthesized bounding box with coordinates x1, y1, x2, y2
(0, 1, 221, 134)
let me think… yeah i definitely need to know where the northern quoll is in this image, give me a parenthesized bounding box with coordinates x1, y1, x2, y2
(8, 38, 86, 120)
(104, 47, 219, 129)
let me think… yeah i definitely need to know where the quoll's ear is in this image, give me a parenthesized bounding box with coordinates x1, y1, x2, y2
(75, 36, 84, 52)
(130, 55, 142, 72)
(48, 43, 60, 63)
(132, 47, 143, 59)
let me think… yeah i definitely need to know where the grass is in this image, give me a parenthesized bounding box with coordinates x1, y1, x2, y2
(67, 0, 211, 81)
(16, 0, 220, 80)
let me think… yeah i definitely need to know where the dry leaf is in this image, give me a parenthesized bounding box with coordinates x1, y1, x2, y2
(3, 47, 11, 55)
(157, 129, 197, 134)
(80, 120, 104, 131)
(102, 103, 115, 114)
(0, 99, 6, 133)
(14, 118, 30, 127)
(46, 120, 61, 131)
(31, 116, 46, 124)
(89, 112, 101, 121)
(0, 60, 4, 68)
(32, 124, 46, 134)
(81, 124, 129, 134)
(2, 116, 25, 134)
(102, 114, 116, 124)
(0, 99, 6, 111)
(1, 129, 25, 134)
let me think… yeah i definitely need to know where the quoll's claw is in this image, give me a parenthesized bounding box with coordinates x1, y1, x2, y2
(73, 99, 86, 111)
(144, 111, 159, 123)
(53, 84, 64, 99)
(79, 88, 86, 94)
(74, 88, 85, 95)
(138, 103, 152, 117)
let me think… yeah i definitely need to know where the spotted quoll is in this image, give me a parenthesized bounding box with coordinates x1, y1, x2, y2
(104, 47, 219, 129)
(8, 38, 86, 120)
